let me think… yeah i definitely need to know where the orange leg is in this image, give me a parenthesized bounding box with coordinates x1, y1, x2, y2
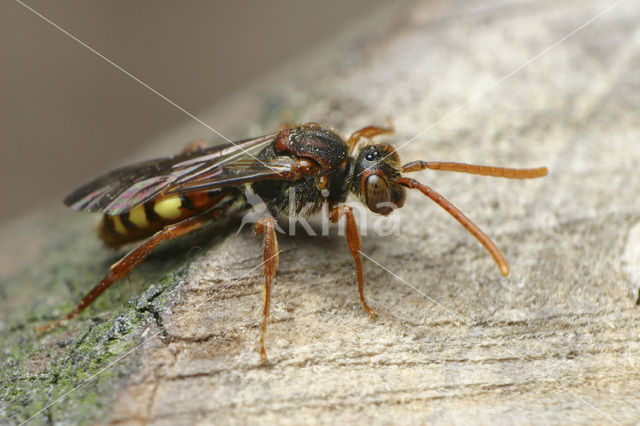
(182, 138, 208, 153)
(36, 213, 213, 332)
(330, 205, 376, 317)
(279, 121, 322, 131)
(278, 122, 296, 131)
(347, 125, 394, 154)
(254, 216, 279, 361)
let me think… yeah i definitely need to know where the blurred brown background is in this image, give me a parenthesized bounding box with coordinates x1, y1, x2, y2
(0, 0, 385, 225)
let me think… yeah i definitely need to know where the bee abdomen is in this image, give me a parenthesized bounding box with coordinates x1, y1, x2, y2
(99, 191, 235, 247)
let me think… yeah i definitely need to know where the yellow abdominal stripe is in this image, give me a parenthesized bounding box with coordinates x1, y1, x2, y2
(128, 205, 149, 227)
(112, 215, 128, 235)
(154, 196, 183, 219)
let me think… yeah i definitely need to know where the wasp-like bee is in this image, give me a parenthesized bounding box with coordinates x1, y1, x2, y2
(38, 123, 547, 360)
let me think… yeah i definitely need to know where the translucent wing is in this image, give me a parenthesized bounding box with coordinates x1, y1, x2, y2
(64, 132, 289, 214)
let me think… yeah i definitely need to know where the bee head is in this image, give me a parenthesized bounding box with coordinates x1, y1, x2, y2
(351, 144, 406, 215)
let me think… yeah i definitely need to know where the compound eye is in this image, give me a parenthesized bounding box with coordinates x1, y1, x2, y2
(365, 174, 392, 215)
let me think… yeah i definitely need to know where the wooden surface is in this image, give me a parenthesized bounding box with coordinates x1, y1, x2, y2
(3, 0, 640, 424)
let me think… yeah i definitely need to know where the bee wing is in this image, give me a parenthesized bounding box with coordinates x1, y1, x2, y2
(168, 158, 297, 194)
(65, 132, 285, 214)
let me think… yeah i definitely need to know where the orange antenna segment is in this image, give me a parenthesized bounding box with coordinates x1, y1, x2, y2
(401, 161, 548, 179)
(395, 177, 510, 276)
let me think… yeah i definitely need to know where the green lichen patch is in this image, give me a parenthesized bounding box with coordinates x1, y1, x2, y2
(0, 213, 225, 424)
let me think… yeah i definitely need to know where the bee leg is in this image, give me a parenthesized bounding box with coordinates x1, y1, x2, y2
(278, 121, 296, 131)
(279, 122, 324, 131)
(346, 125, 394, 154)
(254, 216, 279, 362)
(181, 138, 208, 153)
(35, 213, 212, 332)
(330, 205, 376, 317)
